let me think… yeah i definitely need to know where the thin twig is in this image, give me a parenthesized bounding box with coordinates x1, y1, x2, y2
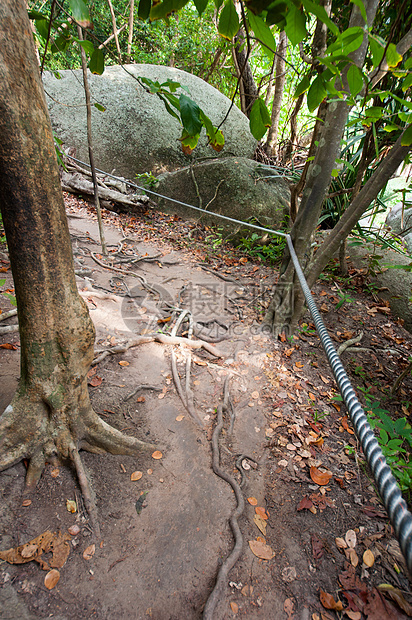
(71, 446, 101, 540)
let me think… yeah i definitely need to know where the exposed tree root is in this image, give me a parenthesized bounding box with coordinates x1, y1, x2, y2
(203, 399, 245, 619)
(92, 334, 224, 365)
(0, 391, 156, 538)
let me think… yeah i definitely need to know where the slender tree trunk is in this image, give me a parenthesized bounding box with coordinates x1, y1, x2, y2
(281, 93, 304, 166)
(204, 47, 224, 82)
(77, 25, 107, 256)
(264, 55, 276, 107)
(126, 0, 134, 63)
(233, 28, 258, 117)
(0, 0, 153, 520)
(264, 30, 287, 157)
(263, 0, 380, 336)
(107, 0, 122, 63)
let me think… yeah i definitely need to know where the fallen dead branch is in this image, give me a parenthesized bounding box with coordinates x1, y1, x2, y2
(0, 308, 18, 322)
(61, 168, 150, 211)
(0, 324, 19, 335)
(124, 384, 163, 401)
(337, 331, 364, 356)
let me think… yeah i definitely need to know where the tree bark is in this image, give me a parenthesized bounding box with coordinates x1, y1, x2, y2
(264, 30, 287, 158)
(233, 28, 258, 117)
(106, 0, 122, 63)
(0, 0, 153, 513)
(126, 0, 134, 63)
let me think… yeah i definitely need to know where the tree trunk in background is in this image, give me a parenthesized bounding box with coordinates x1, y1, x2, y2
(233, 28, 258, 117)
(264, 30, 287, 157)
(0, 0, 153, 504)
(264, 55, 276, 107)
(126, 0, 134, 63)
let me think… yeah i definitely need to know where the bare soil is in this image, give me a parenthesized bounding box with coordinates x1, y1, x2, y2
(1, 197, 412, 620)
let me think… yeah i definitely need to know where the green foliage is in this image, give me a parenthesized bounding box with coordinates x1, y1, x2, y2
(0, 279, 17, 307)
(237, 231, 286, 264)
(250, 98, 272, 141)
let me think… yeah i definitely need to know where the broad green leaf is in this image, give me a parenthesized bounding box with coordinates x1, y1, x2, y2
(368, 35, 385, 68)
(383, 124, 399, 132)
(179, 94, 202, 135)
(248, 11, 276, 56)
(401, 124, 412, 146)
(150, 0, 189, 20)
(214, 0, 224, 9)
(94, 103, 106, 111)
(157, 93, 181, 122)
(2, 292, 17, 307)
(249, 98, 271, 141)
(405, 57, 412, 70)
(317, 56, 339, 75)
(77, 39, 94, 55)
(331, 168, 339, 177)
(161, 79, 183, 93)
(179, 129, 200, 154)
(218, 0, 240, 40)
(347, 64, 364, 96)
(284, 4, 307, 46)
(341, 27, 364, 56)
(89, 48, 105, 75)
(398, 112, 412, 123)
(35, 18, 50, 40)
(265, 1, 287, 27)
(199, 110, 225, 151)
(307, 74, 326, 112)
(402, 73, 412, 92)
(28, 10, 48, 19)
(301, 0, 338, 36)
(51, 34, 71, 53)
(386, 42, 402, 68)
(350, 0, 367, 23)
(392, 94, 412, 110)
(193, 0, 208, 16)
(138, 0, 151, 20)
(365, 106, 382, 119)
(294, 74, 310, 98)
(67, 0, 92, 27)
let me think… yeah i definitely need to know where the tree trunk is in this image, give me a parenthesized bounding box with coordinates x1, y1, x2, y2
(233, 28, 258, 117)
(262, 0, 380, 337)
(0, 0, 153, 521)
(264, 30, 287, 158)
(126, 0, 134, 63)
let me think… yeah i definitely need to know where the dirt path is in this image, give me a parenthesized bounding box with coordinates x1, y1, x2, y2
(1, 199, 412, 619)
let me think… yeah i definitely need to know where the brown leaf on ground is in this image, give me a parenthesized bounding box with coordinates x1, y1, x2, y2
(310, 466, 332, 486)
(247, 497, 258, 506)
(0, 530, 70, 570)
(283, 597, 294, 620)
(341, 416, 355, 434)
(311, 533, 324, 560)
(229, 601, 238, 613)
(296, 496, 314, 512)
(255, 506, 268, 520)
(253, 514, 267, 536)
(44, 569, 60, 590)
(89, 375, 103, 387)
(319, 590, 343, 611)
(0, 343, 17, 350)
(378, 584, 412, 616)
(130, 471, 143, 481)
(83, 544, 95, 561)
(364, 587, 408, 620)
(152, 450, 163, 459)
(248, 540, 275, 560)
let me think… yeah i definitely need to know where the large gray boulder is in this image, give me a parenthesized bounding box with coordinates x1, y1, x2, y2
(386, 204, 412, 255)
(42, 64, 257, 178)
(153, 157, 290, 235)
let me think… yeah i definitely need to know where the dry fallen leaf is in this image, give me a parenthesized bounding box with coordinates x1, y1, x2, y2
(248, 540, 275, 560)
(319, 590, 343, 611)
(345, 547, 359, 567)
(247, 497, 258, 506)
(335, 537, 347, 550)
(363, 549, 375, 567)
(378, 584, 412, 616)
(253, 514, 267, 536)
(50, 468, 60, 478)
(44, 569, 60, 590)
(118, 360, 130, 366)
(175, 415, 185, 422)
(0, 531, 70, 570)
(345, 612, 361, 620)
(89, 375, 103, 387)
(229, 601, 239, 613)
(310, 466, 332, 486)
(22, 499, 32, 507)
(283, 597, 294, 620)
(152, 450, 163, 460)
(345, 529, 357, 549)
(255, 506, 269, 520)
(68, 524, 80, 536)
(251, 391, 259, 399)
(83, 544, 95, 561)
(66, 499, 77, 514)
(130, 471, 143, 481)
